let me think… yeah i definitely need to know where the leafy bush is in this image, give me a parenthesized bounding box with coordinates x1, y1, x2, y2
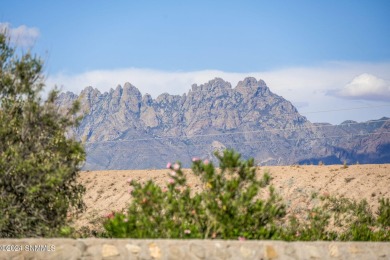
(281, 196, 390, 241)
(104, 149, 389, 241)
(104, 149, 286, 239)
(377, 198, 390, 227)
(0, 32, 85, 237)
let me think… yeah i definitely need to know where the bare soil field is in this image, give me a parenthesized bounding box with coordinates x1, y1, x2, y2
(73, 164, 390, 232)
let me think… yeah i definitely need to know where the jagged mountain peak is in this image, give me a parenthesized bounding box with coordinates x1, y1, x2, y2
(123, 82, 141, 95)
(55, 78, 389, 169)
(69, 77, 271, 99)
(142, 93, 153, 106)
(191, 77, 232, 92)
(235, 77, 269, 97)
(123, 82, 135, 88)
(80, 86, 101, 97)
(237, 77, 265, 87)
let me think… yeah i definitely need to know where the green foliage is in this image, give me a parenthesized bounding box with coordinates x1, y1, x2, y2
(0, 32, 85, 237)
(104, 149, 286, 239)
(103, 148, 390, 241)
(328, 196, 390, 241)
(282, 207, 338, 241)
(377, 198, 390, 227)
(281, 196, 390, 241)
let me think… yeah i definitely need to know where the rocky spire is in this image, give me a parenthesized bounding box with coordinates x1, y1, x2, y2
(55, 78, 389, 170)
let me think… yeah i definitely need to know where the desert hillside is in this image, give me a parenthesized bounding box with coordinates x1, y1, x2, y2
(73, 164, 390, 233)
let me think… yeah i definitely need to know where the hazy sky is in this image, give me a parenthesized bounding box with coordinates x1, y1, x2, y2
(1, 0, 390, 124)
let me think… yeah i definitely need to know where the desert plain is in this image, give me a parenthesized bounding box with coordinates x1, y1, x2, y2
(73, 164, 390, 232)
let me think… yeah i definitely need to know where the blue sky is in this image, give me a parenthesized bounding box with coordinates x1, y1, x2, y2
(1, 0, 390, 124)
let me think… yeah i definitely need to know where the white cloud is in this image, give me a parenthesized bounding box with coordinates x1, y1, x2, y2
(334, 73, 390, 101)
(0, 22, 40, 48)
(47, 62, 390, 103)
(46, 62, 390, 124)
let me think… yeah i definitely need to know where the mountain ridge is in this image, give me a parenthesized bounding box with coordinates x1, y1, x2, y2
(56, 77, 390, 169)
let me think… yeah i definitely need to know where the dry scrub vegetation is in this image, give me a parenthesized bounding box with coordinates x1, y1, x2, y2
(73, 163, 390, 235)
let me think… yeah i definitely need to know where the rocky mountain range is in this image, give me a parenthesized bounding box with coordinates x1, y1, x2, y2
(56, 77, 390, 170)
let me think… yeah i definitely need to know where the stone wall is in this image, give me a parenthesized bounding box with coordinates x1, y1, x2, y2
(0, 239, 389, 259)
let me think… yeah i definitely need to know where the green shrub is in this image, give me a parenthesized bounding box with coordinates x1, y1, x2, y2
(377, 198, 390, 227)
(104, 149, 286, 239)
(281, 196, 390, 241)
(0, 32, 85, 237)
(103, 148, 389, 241)
(330, 197, 389, 241)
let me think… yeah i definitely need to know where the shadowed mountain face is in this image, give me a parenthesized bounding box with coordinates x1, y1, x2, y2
(56, 77, 390, 170)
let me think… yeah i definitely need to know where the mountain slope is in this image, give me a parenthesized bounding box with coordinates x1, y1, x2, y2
(57, 77, 390, 169)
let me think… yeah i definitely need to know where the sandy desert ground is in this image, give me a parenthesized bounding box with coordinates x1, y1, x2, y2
(73, 164, 390, 232)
